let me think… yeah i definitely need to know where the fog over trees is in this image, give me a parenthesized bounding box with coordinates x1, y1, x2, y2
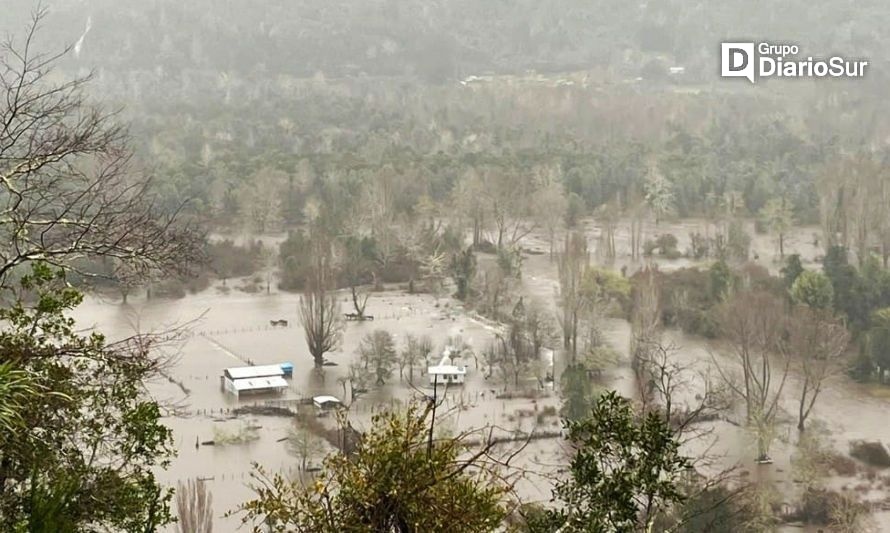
(2, 1, 890, 532)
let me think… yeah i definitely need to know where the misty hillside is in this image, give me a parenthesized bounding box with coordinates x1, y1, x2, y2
(5, 0, 890, 80)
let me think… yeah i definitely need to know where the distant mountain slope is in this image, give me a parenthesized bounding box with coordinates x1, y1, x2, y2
(4, 0, 888, 80)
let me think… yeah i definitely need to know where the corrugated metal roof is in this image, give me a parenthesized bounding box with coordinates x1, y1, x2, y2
(231, 376, 289, 391)
(225, 365, 285, 380)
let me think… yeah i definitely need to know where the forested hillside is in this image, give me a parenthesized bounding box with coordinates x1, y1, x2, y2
(6, 0, 890, 79)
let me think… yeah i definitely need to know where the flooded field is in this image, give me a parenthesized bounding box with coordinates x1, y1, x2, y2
(519, 218, 890, 529)
(73, 282, 563, 530)
(69, 218, 890, 530)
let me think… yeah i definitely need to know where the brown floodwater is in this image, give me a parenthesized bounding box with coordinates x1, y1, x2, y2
(72, 282, 567, 530)
(68, 218, 888, 530)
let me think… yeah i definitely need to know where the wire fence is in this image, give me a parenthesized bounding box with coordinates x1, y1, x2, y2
(180, 308, 433, 339)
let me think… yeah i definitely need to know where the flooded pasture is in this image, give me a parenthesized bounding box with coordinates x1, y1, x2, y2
(68, 218, 890, 531)
(73, 282, 563, 530)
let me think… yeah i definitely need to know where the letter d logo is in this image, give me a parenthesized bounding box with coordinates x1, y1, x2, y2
(721, 42, 755, 83)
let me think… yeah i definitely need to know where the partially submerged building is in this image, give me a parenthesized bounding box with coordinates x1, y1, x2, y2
(428, 347, 468, 385)
(222, 364, 291, 398)
(313, 395, 342, 410)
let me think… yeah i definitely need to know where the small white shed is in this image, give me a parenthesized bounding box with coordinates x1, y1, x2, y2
(312, 395, 342, 410)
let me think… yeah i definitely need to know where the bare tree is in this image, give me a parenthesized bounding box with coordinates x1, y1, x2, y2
(238, 166, 284, 234)
(523, 302, 556, 363)
(557, 231, 589, 364)
(783, 306, 850, 432)
(628, 185, 646, 261)
(176, 479, 213, 533)
(358, 330, 398, 386)
(595, 200, 619, 262)
(453, 168, 487, 248)
(630, 266, 661, 406)
(337, 236, 372, 318)
(287, 420, 325, 472)
(299, 235, 342, 369)
(478, 262, 513, 320)
(533, 178, 568, 259)
(713, 291, 789, 462)
(490, 322, 534, 389)
(338, 361, 371, 403)
(399, 334, 433, 385)
(0, 10, 203, 291)
(482, 167, 537, 249)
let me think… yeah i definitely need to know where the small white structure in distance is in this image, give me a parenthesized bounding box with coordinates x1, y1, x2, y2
(313, 395, 342, 410)
(222, 364, 289, 398)
(428, 347, 468, 386)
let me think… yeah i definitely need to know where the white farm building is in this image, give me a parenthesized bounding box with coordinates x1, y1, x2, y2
(222, 364, 290, 398)
(428, 347, 468, 385)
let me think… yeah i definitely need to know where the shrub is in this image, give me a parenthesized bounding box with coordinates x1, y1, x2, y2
(663, 248, 683, 260)
(827, 453, 859, 477)
(642, 239, 657, 257)
(849, 440, 890, 468)
(793, 488, 845, 525)
(643, 234, 679, 258)
(791, 270, 835, 309)
(737, 262, 773, 290)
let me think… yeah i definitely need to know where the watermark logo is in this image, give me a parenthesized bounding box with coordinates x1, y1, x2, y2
(721, 42, 868, 83)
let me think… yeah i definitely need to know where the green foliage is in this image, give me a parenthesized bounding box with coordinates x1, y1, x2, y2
(236, 404, 507, 532)
(823, 246, 872, 331)
(708, 260, 734, 302)
(208, 238, 264, 280)
(559, 363, 598, 422)
(655, 233, 679, 257)
(867, 308, 890, 382)
(340, 235, 379, 285)
(565, 192, 586, 228)
(279, 230, 313, 290)
(644, 172, 675, 223)
(0, 264, 174, 531)
(759, 197, 794, 256)
(497, 247, 523, 278)
(643, 233, 680, 259)
(791, 270, 834, 309)
(668, 484, 748, 533)
(781, 254, 805, 289)
(449, 247, 477, 301)
(656, 267, 722, 338)
(579, 267, 631, 313)
(849, 338, 875, 383)
(537, 391, 690, 532)
(726, 221, 751, 261)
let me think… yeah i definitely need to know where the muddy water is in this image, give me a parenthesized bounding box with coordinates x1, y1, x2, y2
(72, 282, 567, 530)
(67, 217, 882, 530)
(520, 219, 890, 529)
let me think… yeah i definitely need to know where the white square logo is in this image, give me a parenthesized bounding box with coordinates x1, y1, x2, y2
(721, 42, 755, 83)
